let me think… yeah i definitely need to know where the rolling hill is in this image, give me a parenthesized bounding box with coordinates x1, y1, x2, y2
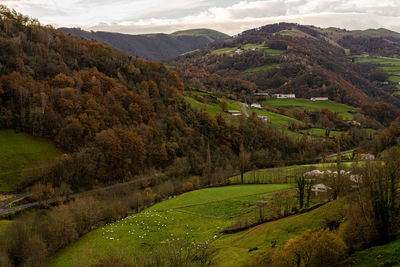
(58, 28, 229, 61)
(170, 23, 400, 109)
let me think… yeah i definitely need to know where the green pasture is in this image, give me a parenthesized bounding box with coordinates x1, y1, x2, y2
(262, 98, 357, 120)
(0, 130, 61, 192)
(50, 184, 292, 266)
(212, 198, 348, 266)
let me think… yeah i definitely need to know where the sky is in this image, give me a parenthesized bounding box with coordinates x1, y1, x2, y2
(2, 0, 400, 35)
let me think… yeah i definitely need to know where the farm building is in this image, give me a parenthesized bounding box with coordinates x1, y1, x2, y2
(311, 184, 330, 195)
(251, 103, 262, 109)
(346, 120, 361, 127)
(227, 110, 242, 116)
(257, 115, 269, 122)
(364, 154, 375, 161)
(273, 94, 296, 99)
(253, 93, 269, 100)
(310, 97, 329, 101)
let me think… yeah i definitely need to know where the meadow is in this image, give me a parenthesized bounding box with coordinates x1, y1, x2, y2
(212, 199, 348, 266)
(229, 162, 354, 184)
(262, 98, 357, 120)
(50, 184, 292, 266)
(211, 42, 284, 56)
(0, 130, 61, 192)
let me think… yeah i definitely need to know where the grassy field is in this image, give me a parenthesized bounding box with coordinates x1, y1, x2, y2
(229, 162, 354, 184)
(211, 42, 284, 56)
(0, 130, 61, 192)
(212, 198, 348, 266)
(50, 184, 292, 266)
(346, 238, 400, 267)
(262, 98, 357, 120)
(244, 64, 278, 73)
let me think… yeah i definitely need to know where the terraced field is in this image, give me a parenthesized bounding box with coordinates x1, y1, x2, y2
(50, 184, 292, 266)
(0, 130, 61, 192)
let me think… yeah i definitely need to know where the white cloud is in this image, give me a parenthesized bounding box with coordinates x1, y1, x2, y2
(3, 0, 400, 35)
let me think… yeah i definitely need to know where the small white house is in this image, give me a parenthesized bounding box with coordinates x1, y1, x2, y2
(364, 154, 375, 161)
(310, 97, 329, 101)
(312, 184, 330, 195)
(257, 115, 269, 122)
(273, 94, 296, 99)
(251, 103, 262, 109)
(235, 49, 242, 54)
(227, 110, 242, 116)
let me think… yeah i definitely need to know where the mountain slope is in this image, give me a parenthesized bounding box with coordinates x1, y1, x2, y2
(170, 22, 400, 108)
(58, 27, 229, 61)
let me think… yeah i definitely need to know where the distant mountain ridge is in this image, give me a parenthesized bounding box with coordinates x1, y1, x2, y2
(58, 28, 229, 61)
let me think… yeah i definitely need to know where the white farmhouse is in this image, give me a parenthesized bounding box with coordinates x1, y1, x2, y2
(310, 97, 329, 101)
(273, 94, 296, 99)
(251, 103, 262, 109)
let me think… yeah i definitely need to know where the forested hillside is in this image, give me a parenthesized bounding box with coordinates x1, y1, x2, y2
(0, 6, 327, 191)
(170, 23, 400, 109)
(59, 27, 229, 61)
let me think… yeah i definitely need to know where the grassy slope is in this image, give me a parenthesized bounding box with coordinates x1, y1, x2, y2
(170, 29, 230, 39)
(263, 98, 357, 120)
(0, 130, 61, 192)
(230, 162, 354, 184)
(244, 64, 278, 73)
(212, 199, 348, 267)
(354, 56, 400, 91)
(211, 43, 284, 56)
(346, 239, 400, 267)
(51, 184, 292, 266)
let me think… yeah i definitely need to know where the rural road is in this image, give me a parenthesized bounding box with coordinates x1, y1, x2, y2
(0, 174, 158, 216)
(241, 103, 249, 118)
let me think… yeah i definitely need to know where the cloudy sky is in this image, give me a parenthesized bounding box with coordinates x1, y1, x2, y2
(3, 0, 400, 35)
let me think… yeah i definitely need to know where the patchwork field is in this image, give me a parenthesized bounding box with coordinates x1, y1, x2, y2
(50, 184, 292, 266)
(262, 98, 357, 120)
(0, 130, 61, 192)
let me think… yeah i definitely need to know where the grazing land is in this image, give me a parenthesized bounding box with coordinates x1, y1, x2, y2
(229, 162, 354, 184)
(50, 184, 292, 266)
(0, 130, 61, 192)
(262, 98, 357, 120)
(212, 199, 348, 267)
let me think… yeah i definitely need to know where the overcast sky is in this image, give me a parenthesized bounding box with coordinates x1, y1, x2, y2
(3, 0, 400, 35)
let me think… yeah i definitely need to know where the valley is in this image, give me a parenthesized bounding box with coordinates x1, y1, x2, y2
(0, 4, 400, 267)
